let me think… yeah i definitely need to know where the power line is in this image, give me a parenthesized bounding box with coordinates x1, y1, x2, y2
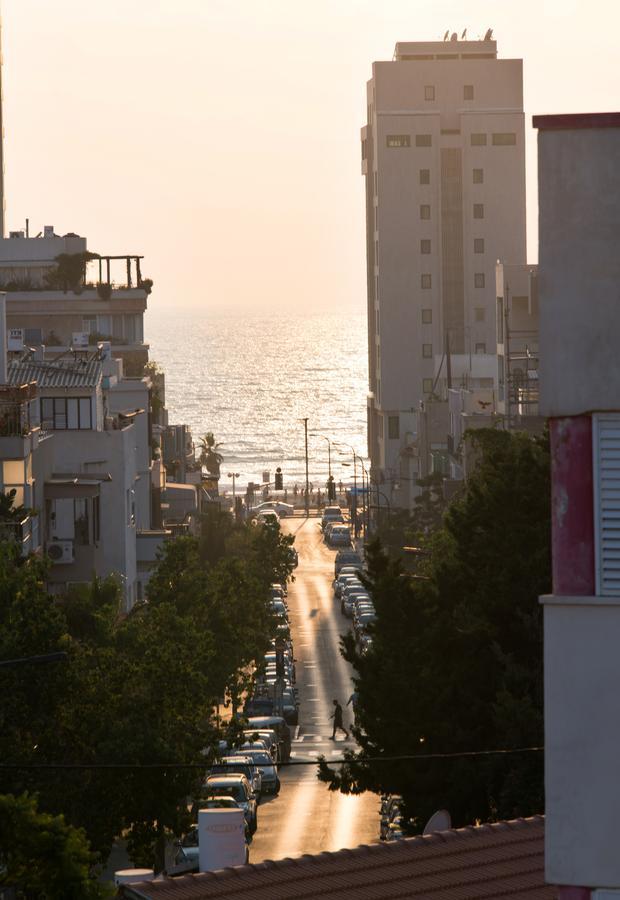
(0, 746, 543, 771)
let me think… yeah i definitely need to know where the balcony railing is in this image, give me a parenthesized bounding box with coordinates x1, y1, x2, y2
(0, 514, 39, 556)
(0, 384, 37, 437)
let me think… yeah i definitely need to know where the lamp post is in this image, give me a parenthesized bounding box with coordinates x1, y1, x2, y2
(227, 472, 240, 500)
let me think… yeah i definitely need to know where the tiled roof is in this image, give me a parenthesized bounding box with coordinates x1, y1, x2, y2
(122, 816, 552, 900)
(8, 355, 102, 389)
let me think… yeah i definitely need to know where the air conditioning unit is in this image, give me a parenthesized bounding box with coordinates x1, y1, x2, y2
(47, 540, 74, 564)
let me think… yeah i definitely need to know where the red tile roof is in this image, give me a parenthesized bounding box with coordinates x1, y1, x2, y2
(121, 816, 553, 900)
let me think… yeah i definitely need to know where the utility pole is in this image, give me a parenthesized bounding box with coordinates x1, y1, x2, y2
(303, 417, 309, 517)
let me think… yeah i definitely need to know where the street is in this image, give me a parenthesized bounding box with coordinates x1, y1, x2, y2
(249, 514, 379, 862)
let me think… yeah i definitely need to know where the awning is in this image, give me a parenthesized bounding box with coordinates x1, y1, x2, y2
(45, 473, 111, 499)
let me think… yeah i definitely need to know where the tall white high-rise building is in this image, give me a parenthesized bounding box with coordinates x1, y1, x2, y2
(363, 35, 526, 507)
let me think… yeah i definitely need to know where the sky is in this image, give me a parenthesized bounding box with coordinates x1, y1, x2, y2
(2, 0, 619, 314)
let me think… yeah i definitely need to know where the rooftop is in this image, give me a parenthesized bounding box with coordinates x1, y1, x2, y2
(8, 352, 103, 389)
(121, 816, 552, 900)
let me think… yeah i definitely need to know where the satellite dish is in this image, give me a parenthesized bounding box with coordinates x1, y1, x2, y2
(484, 27, 494, 40)
(423, 809, 452, 835)
(443, 29, 449, 40)
(461, 28, 467, 39)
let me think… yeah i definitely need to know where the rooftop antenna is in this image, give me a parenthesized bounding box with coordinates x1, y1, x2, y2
(443, 29, 449, 40)
(484, 27, 494, 40)
(461, 28, 467, 39)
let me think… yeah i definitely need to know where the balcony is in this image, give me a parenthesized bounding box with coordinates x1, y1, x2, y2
(0, 513, 40, 556)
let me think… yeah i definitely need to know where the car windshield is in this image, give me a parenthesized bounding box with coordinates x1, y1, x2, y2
(245, 752, 272, 766)
(205, 783, 245, 802)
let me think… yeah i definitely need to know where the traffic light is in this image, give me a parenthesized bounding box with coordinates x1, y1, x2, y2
(327, 475, 336, 502)
(274, 467, 283, 490)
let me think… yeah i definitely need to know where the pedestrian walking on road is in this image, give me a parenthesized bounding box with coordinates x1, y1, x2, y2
(330, 699, 349, 740)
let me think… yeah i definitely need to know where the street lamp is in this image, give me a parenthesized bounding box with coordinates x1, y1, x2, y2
(227, 472, 240, 500)
(309, 433, 332, 480)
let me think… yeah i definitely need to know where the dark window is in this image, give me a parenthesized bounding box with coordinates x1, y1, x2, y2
(386, 134, 410, 148)
(473, 203, 484, 219)
(424, 85, 435, 101)
(422, 343, 433, 359)
(471, 133, 487, 146)
(419, 168, 430, 185)
(422, 308, 432, 324)
(420, 204, 431, 220)
(41, 397, 92, 430)
(473, 168, 484, 184)
(464, 84, 474, 100)
(74, 498, 89, 546)
(474, 238, 485, 254)
(420, 239, 431, 254)
(423, 378, 434, 393)
(474, 273, 485, 288)
(416, 134, 432, 147)
(421, 274, 432, 289)
(492, 132, 517, 145)
(475, 342, 487, 354)
(388, 416, 400, 440)
(475, 307, 485, 322)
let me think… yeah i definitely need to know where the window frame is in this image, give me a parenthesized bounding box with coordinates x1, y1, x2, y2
(422, 343, 433, 359)
(421, 274, 432, 290)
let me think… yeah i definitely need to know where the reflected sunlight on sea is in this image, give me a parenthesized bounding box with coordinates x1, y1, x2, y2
(145, 309, 368, 491)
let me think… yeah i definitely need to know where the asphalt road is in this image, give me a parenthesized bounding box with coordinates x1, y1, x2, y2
(249, 514, 379, 862)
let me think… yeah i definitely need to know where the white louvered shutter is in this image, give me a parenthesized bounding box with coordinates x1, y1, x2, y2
(594, 414, 620, 595)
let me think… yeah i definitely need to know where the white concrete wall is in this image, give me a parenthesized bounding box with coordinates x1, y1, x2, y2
(106, 376, 151, 531)
(538, 126, 620, 418)
(52, 425, 138, 609)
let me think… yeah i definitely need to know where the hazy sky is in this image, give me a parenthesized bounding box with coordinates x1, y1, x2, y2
(3, 0, 619, 314)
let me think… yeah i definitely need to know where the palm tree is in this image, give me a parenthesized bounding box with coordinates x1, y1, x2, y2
(198, 432, 223, 478)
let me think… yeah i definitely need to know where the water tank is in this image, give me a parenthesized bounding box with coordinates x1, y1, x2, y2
(198, 807, 246, 872)
(114, 869, 154, 886)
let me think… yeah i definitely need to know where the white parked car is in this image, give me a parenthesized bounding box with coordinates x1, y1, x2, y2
(256, 509, 280, 527)
(253, 501, 294, 518)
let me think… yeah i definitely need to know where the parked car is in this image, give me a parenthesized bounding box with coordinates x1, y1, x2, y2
(174, 815, 251, 871)
(199, 774, 258, 833)
(238, 748, 280, 794)
(242, 730, 280, 763)
(321, 506, 345, 529)
(246, 715, 292, 762)
(208, 756, 263, 798)
(333, 570, 363, 598)
(329, 525, 352, 547)
(335, 549, 363, 577)
(253, 501, 294, 518)
(256, 509, 280, 527)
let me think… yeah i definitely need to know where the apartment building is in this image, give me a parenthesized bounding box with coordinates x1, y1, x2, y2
(363, 34, 527, 508)
(0, 227, 150, 376)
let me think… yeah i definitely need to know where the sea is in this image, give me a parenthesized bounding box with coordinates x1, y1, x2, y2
(145, 309, 369, 494)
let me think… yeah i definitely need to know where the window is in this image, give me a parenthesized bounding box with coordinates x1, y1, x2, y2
(475, 342, 487, 354)
(424, 85, 435, 101)
(471, 133, 487, 146)
(423, 378, 434, 394)
(422, 343, 433, 359)
(421, 274, 432, 289)
(464, 84, 474, 100)
(473, 203, 484, 219)
(74, 498, 89, 546)
(387, 134, 410, 148)
(422, 308, 432, 324)
(474, 273, 485, 288)
(416, 134, 432, 147)
(419, 168, 430, 185)
(420, 204, 431, 220)
(475, 307, 485, 322)
(492, 132, 517, 145)
(388, 415, 400, 440)
(126, 488, 136, 527)
(41, 397, 92, 430)
(474, 238, 485, 254)
(93, 496, 100, 543)
(497, 297, 504, 343)
(82, 316, 97, 334)
(473, 168, 484, 184)
(420, 239, 431, 254)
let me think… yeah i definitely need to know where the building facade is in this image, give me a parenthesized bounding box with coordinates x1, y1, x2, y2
(363, 35, 527, 507)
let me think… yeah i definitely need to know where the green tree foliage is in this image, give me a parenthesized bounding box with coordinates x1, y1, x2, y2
(43, 251, 100, 292)
(0, 512, 296, 871)
(0, 793, 110, 899)
(320, 429, 550, 829)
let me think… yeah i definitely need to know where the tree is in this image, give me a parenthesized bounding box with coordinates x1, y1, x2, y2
(320, 428, 550, 830)
(43, 251, 100, 292)
(198, 432, 223, 478)
(0, 793, 110, 899)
